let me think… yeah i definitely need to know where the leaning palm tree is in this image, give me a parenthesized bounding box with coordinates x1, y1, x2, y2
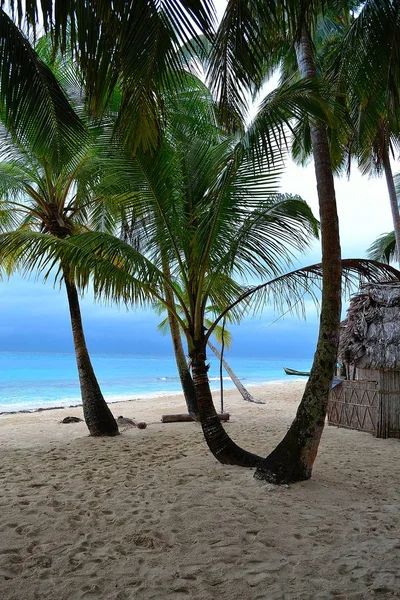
(207, 341, 263, 404)
(209, 0, 347, 482)
(0, 76, 325, 466)
(0, 126, 120, 436)
(155, 293, 264, 405)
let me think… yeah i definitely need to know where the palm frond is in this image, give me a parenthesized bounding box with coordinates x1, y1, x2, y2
(10, 0, 216, 152)
(207, 258, 400, 341)
(0, 9, 88, 166)
(367, 232, 396, 264)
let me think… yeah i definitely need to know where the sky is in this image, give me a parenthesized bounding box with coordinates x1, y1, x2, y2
(0, 3, 396, 358)
(0, 159, 394, 358)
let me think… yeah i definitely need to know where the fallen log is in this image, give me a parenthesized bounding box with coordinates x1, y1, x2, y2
(161, 413, 230, 423)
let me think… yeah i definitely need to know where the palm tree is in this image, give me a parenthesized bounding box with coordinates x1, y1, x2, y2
(156, 294, 264, 405)
(341, 0, 400, 264)
(366, 170, 400, 264)
(5, 0, 216, 153)
(209, 0, 347, 482)
(159, 264, 199, 419)
(368, 232, 397, 264)
(11, 227, 399, 464)
(0, 125, 120, 436)
(0, 19, 119, 435)
(0, 80, 323, 467)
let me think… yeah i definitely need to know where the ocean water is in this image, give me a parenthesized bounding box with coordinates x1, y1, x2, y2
(0, 351, 312, 412)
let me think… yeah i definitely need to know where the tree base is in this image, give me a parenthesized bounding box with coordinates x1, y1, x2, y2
(89, 428, 120, 437)
(87, 417, 120, 437)
(253, 462, 311, 485)
(253, 446, 312, 484)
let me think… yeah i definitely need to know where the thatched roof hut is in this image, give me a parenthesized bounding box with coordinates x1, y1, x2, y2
(339, 282, 400, 371)
(328, 282, 400, 439)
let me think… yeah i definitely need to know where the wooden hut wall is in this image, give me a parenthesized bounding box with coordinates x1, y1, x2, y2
(328, 380, 379, 435)
(379, 370, 400, 438)
(355, 368, 380, 383)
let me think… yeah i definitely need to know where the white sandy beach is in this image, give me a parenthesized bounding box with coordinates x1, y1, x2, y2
(1, 381, 400, 600)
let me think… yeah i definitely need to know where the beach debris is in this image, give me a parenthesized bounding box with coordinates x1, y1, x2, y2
(116, 416, 147, 429)
(61, 416, 83, 424)
(117, 416, 136, 427)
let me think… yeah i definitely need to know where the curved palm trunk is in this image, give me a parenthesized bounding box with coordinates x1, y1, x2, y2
(382, 146, 400, 266)
(207, 341, 264, 404)
(64, 274, 119, 436)
(190, 341, 263, 467)
(167, 308, 199, 418)
(255, 28, 342, 483)
(161, 259, 199, 418)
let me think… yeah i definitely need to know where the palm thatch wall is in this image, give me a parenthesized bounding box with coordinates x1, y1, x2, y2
(339, 282, 400, 371)
(328, 282, 400, 438)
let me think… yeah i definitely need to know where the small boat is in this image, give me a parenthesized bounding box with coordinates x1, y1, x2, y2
(284, 367, 310, 376)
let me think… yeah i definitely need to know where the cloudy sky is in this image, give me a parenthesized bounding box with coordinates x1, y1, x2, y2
(0, 157, 394, 358)
(0, 2, 396, 358)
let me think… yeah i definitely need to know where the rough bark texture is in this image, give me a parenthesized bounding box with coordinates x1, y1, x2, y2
(64, 275, 119, 436)
(190, 341, 263, 467)
(162, 260, 199, 418)
(255, 28, 342, 483)
(167, 308, 199, 418)
(207, 341, 264, 404)
(382, 147, 400, 267)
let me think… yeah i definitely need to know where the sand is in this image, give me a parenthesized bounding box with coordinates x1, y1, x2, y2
(1, 381, 400, 600)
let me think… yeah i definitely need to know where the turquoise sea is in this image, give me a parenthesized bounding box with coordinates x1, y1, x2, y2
(0, 352, 313, 413)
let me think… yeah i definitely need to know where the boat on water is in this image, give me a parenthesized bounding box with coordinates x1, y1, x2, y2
(284, 367, 310, 377)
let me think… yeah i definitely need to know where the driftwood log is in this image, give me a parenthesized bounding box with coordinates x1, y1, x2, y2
(161, 413, 230, 423)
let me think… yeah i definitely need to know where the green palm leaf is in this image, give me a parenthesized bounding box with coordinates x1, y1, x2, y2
(0, 9, 88, 166)
(9, 0, 216, 151)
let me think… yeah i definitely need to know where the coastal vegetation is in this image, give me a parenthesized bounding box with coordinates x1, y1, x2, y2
(1, 1, 400, 483)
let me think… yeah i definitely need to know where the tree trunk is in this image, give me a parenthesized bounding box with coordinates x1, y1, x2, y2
(166, 309, 199, 418)
(255, 28, 342, 483)
(190, 341, 263, 467)
(382, 146, 400, 266)
(207, 341, 264, 404)
(161, 261, 199, 418)
(64, 274, 119, 436)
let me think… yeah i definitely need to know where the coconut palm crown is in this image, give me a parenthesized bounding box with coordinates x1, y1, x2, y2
(2, 76, 323, 465)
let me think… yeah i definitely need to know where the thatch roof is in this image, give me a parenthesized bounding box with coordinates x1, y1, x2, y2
(339, 282, 400, 370)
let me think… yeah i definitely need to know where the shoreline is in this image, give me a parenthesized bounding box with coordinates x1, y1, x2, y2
(0, 377, 305, 416)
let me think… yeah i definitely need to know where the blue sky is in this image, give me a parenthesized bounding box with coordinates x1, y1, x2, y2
(0, 160, 394, 358)
(0, 274, 320, 357)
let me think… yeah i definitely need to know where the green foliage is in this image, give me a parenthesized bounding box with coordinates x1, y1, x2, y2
(0, 9, 88, 168)
(367, 232, 396, 265)
(0, 78, 321, 351)
(6, 0, 216, 152)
